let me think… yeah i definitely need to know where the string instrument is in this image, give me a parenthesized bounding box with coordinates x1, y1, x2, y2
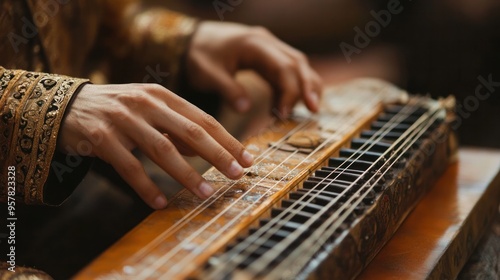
(75, 79, 459, 279)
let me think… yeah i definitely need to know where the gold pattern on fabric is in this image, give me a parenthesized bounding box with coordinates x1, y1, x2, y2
(0, 66, 88, 204)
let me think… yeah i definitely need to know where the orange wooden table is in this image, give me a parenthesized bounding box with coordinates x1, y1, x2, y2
(358, 148, 500, 279)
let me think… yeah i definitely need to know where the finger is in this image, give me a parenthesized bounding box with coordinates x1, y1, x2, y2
(173, 103, 254, 167)
(276, 66, 302, 118)
(285, 52, 315, 112)
(195, 56, 251, 113)
(96, 135, 168, 209)
(239, 40, 302, 117)
(296, 61, 321, 113)
(127, 121, 217, 199)
(310, 70, 324, 108)
(164, 134, 196, 157)
(213, 70, 251, 113)
(149, 87, 254, 168)
(275, 44, 323, 113)
(133, 106, 249, 181)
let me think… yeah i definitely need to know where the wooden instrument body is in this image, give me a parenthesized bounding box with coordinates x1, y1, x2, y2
(75, 79, 459, 279)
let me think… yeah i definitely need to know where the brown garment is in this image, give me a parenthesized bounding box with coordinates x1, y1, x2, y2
(0, 0, 197, 205)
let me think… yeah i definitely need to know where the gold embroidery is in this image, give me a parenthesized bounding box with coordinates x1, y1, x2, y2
(0, 66, 88, 204)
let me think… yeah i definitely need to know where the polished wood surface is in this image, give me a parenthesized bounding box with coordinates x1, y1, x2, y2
(358, 148, 500, 279)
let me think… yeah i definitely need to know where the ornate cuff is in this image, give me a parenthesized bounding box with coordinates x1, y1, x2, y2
(0, 66, 89, 205)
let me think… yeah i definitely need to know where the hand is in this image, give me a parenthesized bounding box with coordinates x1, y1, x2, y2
(58, 83, 254, 209)
(186, 21, 323, 117)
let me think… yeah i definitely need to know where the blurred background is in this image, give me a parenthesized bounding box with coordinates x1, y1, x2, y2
(5, 1, 499, 278)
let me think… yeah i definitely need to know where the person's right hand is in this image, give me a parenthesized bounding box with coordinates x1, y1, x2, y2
(57, 83, 254, 209)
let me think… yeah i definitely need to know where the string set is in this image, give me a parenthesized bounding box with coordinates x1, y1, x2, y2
(156, 100, 378, 279)
(110, 91, 437, 279)
(140, 97, 381, 279)
(120, 118, 315, 268)
(204, 101, 438, 278)
(261, 105, 441, 279)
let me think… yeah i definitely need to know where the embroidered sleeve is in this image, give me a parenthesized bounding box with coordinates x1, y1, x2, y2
(99, 0, 198, 89)
(0, 66, 90, 205)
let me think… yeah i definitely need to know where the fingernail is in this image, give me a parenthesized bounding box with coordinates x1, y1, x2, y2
(198, 182, 215, 198)
(153, 195, 167, 209)
(242, 150, 254, 166)
(228, 160, 244, 178)
(236, 98, 250, 112)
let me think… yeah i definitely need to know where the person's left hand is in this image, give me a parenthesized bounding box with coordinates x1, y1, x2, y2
(186, 21, 323, 118)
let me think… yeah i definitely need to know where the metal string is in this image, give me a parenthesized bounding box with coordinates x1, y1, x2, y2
(121, 88, 390, 276)
(205, 101, 431, 278)
(149, 98, 381, 279)
(116, 118, 314, 272)
(263, 107, 441, 279)
(237, 105, 437, 276)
